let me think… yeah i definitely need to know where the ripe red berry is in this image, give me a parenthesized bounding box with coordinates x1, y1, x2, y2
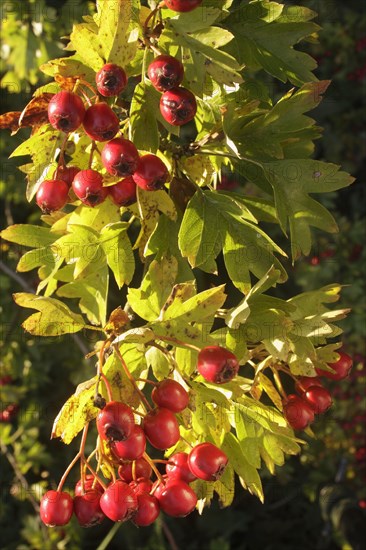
(160, 87, 197, 126)
(48, 91, 85, 133)
(295, 376, 323, 394)
(166, 452, 197, 483)
(132, 493, 160, 526)
(133, 154, 169, 191)
(96, 63, 128, 97)
(96, 401, 135, 442)
(99, 480, 138, 522)
(0, 375, 13, 386)
(303, 386, 333, 414)
(101, 137, 139, 177)
(110, 425, 146, 461)
(129, 478, 153, 495)
(316, 352, 353, 380)
(188, 442, 228, 481)
(72, 169, 108, 207)
(151, 379, 189, 413)
(197, 346, 239, 384)
(108, 176, 137, 206)
(36, 179, 69, 213)
(40, 490, 73, 527)
(148, 55, 184, 92)
(283, 394, 315, 430)
(74, 475, 104, 496)
(0, 403, 19, 422)
(156, 479, 197, 517)
(74, 489, 105, 527)
(118, 458, 152, 482)
(83, 102, 119, 142)
(164, 0, 202, 12)
(54, 165, 80, 187)
(142, 407, 180, 450)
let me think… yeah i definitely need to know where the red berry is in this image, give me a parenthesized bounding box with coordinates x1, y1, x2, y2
(40, 490, 73, 527)
(36, 179, 69, 213)
(99, 480, 138, 522)
(132, 493, 160, 526)
(151, 379, 189, 413)
(96, 401, 135, 442)
(166, 452, 197, 483)
(148, 55, 184, 92)
(74, 489, 105, 527)
(142, 407, 180, 450)
(72, 169, 108, 207)
(164, 0, 202, 12)
(295, 376, 323, 394)
(160, 87, 197, 126)
(74, 475, 103, 496)
(108, 176, 137, 206)
(96, 63, 128, 97)
(283, 394, 315, 430)
(48, 91, 85, 133)
(118, 458, 152, 482)
(54, 165, 80, 187)
(156, 478, 197, 517)
(129, 478, 153, 495)
(197, 346, 239, 384)
(188, 442, 228, 481)
(83, 102, 119, 142)
(303, 386, 333, 414)
(316, 352, 353, 380)
(0, 375, 13, 386)
(101, 137, 139, 177)
(0, 403, 19, 423)
(110, 425, 146, 461)
(133, 154, 169, 191)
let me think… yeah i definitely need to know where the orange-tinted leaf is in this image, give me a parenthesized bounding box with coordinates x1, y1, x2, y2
(18, 93, 53, 130)
(0, 111, 22, 133)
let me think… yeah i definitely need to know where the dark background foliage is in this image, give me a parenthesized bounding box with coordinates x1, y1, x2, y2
(1, 1, 365, 548)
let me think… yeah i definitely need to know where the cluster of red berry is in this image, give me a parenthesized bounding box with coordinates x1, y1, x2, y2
(39, 345, 235, 528)
(0, 375, 19, 423)
(283, 352, 353, 431)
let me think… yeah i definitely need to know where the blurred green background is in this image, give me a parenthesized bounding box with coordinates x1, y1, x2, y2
(1, 1, 365, 549)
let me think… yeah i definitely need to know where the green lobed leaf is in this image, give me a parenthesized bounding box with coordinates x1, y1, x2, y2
(13, 293, 86, 336)
(1, 224, 56, 248)
(100, 222, 135, 288)
(129, 81, 159, 153)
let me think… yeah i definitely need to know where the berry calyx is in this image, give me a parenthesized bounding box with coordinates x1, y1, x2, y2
(110, 425, 146, 461)
(151, 379, 189, 413)
(96, 63, 128, 97)
(132, 493, 160, 526)
(83, 102, 119, 142)
(156, 479, 197, 517)
(54, 165, 80, 187)
(132, 154, 169, 191)
(74, 475, 103, 496)
(99, 480, 138, 522)
(74, 489, 105, 527)
(108, 176, 137, 206)
(148, 55, 184, 92)
(96, 401, 135, 442)
(316, 352, 353, 380)
(303, 386, 333, 414)
(101, 137, 139, 177)
(72, 169, 108, 207)
(142, 407, 180, 450)
(163, 0, 203, 13)
(47, 91, 85, 133)
(283, 394, 315, 430)
(36, 179, 69, 213)
(118, 458, 152, 482)
(166, 452, 197, 483)
(160, 87, 197, 126)
(188, 442, 228, 481)
(197, 346, 239, 384)
(40, 490, 73, 527)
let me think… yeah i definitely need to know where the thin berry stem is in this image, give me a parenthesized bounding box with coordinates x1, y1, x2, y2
(143, 452, 164, 483)
(57, 423, 89, 491)
(113, 345, 152, 412)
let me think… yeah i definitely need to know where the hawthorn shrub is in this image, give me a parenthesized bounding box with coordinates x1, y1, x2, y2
(0, 0, 363, 548)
